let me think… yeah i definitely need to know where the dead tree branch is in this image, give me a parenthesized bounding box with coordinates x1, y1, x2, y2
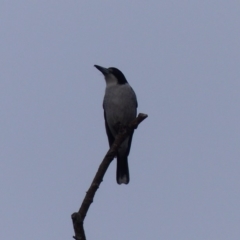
(71, 113, 148, 240)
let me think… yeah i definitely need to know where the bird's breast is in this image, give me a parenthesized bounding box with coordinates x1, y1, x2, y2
(103, 84, 137, 131)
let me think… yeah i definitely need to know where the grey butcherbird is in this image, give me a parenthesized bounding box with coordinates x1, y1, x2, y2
(94, 65, 138, 184)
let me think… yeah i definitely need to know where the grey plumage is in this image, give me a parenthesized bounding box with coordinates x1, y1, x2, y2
(94, 65, 138, 184)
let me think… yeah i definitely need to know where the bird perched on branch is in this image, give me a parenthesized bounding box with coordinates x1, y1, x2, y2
(94, 65, 138, 184)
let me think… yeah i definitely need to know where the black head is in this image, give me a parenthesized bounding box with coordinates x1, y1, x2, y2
(94, 65, 128, 85)
(108, 67, 128, 85)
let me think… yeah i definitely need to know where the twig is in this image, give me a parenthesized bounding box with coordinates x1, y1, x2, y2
(71, 113, 148, 240)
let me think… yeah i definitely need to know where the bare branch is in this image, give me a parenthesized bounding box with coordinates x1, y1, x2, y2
(71, 113, 148, 240)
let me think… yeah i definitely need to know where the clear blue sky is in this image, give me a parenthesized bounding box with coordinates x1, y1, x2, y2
(1, 1, 240, 239)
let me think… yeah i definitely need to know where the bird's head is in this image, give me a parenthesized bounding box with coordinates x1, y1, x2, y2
(94, 65, 128, 86)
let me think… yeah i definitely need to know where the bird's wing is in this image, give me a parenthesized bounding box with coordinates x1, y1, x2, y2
(130, 86, 138, 108)
(126, 130, 134, 156)
(104, 110, 115, 147)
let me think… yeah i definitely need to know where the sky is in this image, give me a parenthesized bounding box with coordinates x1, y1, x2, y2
(1, 1, 240, 239)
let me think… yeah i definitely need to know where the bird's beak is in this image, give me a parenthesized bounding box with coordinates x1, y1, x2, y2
(94, 65, 109, 75)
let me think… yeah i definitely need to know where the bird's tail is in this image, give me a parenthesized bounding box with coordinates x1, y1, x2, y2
(116, 156, 130, 184)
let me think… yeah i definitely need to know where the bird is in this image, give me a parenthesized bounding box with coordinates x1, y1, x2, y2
(94, 65, 138, 184)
